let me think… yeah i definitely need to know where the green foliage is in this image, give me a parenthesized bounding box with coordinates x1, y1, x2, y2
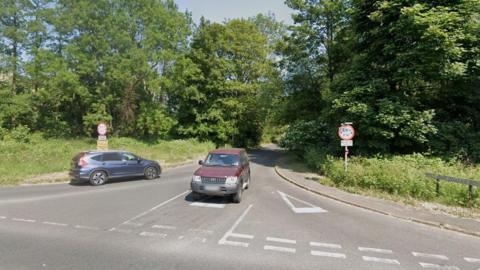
(135, 104, 176, 139)
(168, 18, 278, 147)
(279, 119, 331, 152)
(7, 124, 31, 143)
(321, 153, 480, 207)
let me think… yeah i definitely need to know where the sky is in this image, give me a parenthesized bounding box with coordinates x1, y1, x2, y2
(174, 0, 294, 25)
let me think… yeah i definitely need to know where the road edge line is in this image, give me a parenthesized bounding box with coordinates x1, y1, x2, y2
(274, 165, 480, 239)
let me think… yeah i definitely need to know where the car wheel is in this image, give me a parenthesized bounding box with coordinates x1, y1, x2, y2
(192, 192, 202, 201)
(89, 171, 108, 186)
(232, 186, 243, 203)
(144, 166, 158, 180)
(245, 172, 250, 190)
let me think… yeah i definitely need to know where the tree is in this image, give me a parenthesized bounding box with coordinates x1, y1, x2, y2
(168, 18, 278, 146)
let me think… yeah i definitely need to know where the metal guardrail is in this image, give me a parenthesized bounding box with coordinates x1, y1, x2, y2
(425, 173, 479, 207)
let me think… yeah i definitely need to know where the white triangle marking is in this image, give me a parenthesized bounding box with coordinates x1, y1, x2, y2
(277, 191, 328, 214)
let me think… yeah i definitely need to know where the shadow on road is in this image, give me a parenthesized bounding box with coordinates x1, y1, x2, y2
(184, 191, 234, 204)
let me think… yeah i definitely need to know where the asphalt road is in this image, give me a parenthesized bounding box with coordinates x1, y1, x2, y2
(0, 149, 479, 270)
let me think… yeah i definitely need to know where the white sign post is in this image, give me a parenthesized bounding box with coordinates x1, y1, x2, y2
(338, 123, 355, 172)
(97, 122, 108, 150)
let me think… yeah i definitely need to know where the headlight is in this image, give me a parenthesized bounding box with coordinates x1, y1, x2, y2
(225, 176, 238, 185)
(192, 175, 201, 182)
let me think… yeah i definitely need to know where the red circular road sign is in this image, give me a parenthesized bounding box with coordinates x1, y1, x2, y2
(97, 123, 107, 136)
(338, 125, 355, 140)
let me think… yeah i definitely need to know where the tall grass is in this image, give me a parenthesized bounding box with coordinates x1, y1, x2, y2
(0, 134, 214, 185)
(320, 154, 480, 207)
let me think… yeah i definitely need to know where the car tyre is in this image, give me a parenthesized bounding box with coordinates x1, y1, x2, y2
(245, 172, 250, 189)
(144, 166, 158, 180)
(89, 170, 108, 186)
(232, 186, 243, 203)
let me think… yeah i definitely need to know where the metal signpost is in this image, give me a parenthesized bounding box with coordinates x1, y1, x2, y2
(96, 122, 108, 150)
(338, 123, 355, 172)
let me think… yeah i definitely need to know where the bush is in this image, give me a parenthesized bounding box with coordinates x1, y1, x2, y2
(321, 154, 480, 207)
(279, 119, 331, 152)
(7, 125, 31, 143)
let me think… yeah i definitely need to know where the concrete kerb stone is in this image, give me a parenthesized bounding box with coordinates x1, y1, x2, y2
(274, 165, 480, 239)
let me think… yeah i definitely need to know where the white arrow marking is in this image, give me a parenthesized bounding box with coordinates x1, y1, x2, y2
(277, 191, 327, 214)
(190, 202, 225, 208)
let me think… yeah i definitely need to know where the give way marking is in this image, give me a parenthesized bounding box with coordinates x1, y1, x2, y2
(277, 191, 328, 214)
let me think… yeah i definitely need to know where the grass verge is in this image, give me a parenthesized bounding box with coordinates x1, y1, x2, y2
(0, 134, 214, 186)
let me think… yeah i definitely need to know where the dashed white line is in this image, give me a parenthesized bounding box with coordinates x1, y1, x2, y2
(358, 247, 393, 254)
(178, 235, 185, 240)
(221, 240, 249, 247)
(74, 225, 99, 231)
(218, 204, 253, 247)
(125, 222, 143, 227)
(465, 257, 480, 263)
(188, 228, 214, 235)
(362, 256, 400, 265)
(190, 202, 226, 208)
(266, 237, 296, 244)
(113, 190, 189, 229)
(152, 225, 176, 230)
(139, 231, 167, 238)
(264, 245, 296, 254)
(310, 242, 342, 249)
(419, 262, 459, 270)
(0, 216, 6, 219)
(42, 221, 68, 227)
(229, 233, 254, 239)
(311, 251, 346, 259)
(109, 228, 132, 234)
(413, 252, 449, 260)
(12, 218, 36, 223)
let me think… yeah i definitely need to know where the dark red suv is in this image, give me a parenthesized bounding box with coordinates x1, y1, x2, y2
(190, 149, 250, 203)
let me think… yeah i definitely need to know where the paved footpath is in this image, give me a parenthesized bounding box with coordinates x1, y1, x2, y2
(0, 148, 479, 270)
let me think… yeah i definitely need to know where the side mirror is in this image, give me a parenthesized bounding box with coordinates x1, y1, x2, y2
(198, 160, 203, 165)
(137, 159, 142, 163)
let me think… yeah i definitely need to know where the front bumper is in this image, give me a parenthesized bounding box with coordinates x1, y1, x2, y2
(190, 182, 239, 196)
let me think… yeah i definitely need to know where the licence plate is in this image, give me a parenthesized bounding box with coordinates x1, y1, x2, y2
(204, 185, 219, 191)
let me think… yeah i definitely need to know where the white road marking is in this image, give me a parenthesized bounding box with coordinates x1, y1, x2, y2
(221, 240, 249, 247)
(188, 228, 214, 235)
(465, 257, 480, 263)
(113, 190, 189, 229)
(42, 221, 68, 227)
(152, 225, 176, 230)
(190, 202, 226, 209)
(74, 225, 99, 231)
(110, 228, 132, 234)
(358, 247, 393, 254)
(12, 218, 36, 223)
(192, 237, 207, 243)
(419, 262, 459, 270)
(266, 237, 296, 244)
(229, 233, 254, 239)
(0, 216, 6, 219)
(178, 236, 185, 240)
(311, 250, 346, 259)
(310, 242, 342, 249)
(277, 191, 327, 214)
(218, 204, 253, 247)
(413, 252, 449, 260)
(125, 222, 143, 227)
(264, 245, 296, 254)
(139, 231, 167, 238)
(362, 256, 400, 265)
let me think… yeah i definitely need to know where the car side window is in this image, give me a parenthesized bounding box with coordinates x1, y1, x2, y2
(122, 153, 137, 161)
(91, 155, 102, 162)
(103, 153, 122, 161)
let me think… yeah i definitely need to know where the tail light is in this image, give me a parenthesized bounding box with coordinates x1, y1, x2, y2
(78, 156, 88, 167)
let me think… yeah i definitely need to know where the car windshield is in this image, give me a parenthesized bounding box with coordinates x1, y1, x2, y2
(204, 154, 240, 167)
